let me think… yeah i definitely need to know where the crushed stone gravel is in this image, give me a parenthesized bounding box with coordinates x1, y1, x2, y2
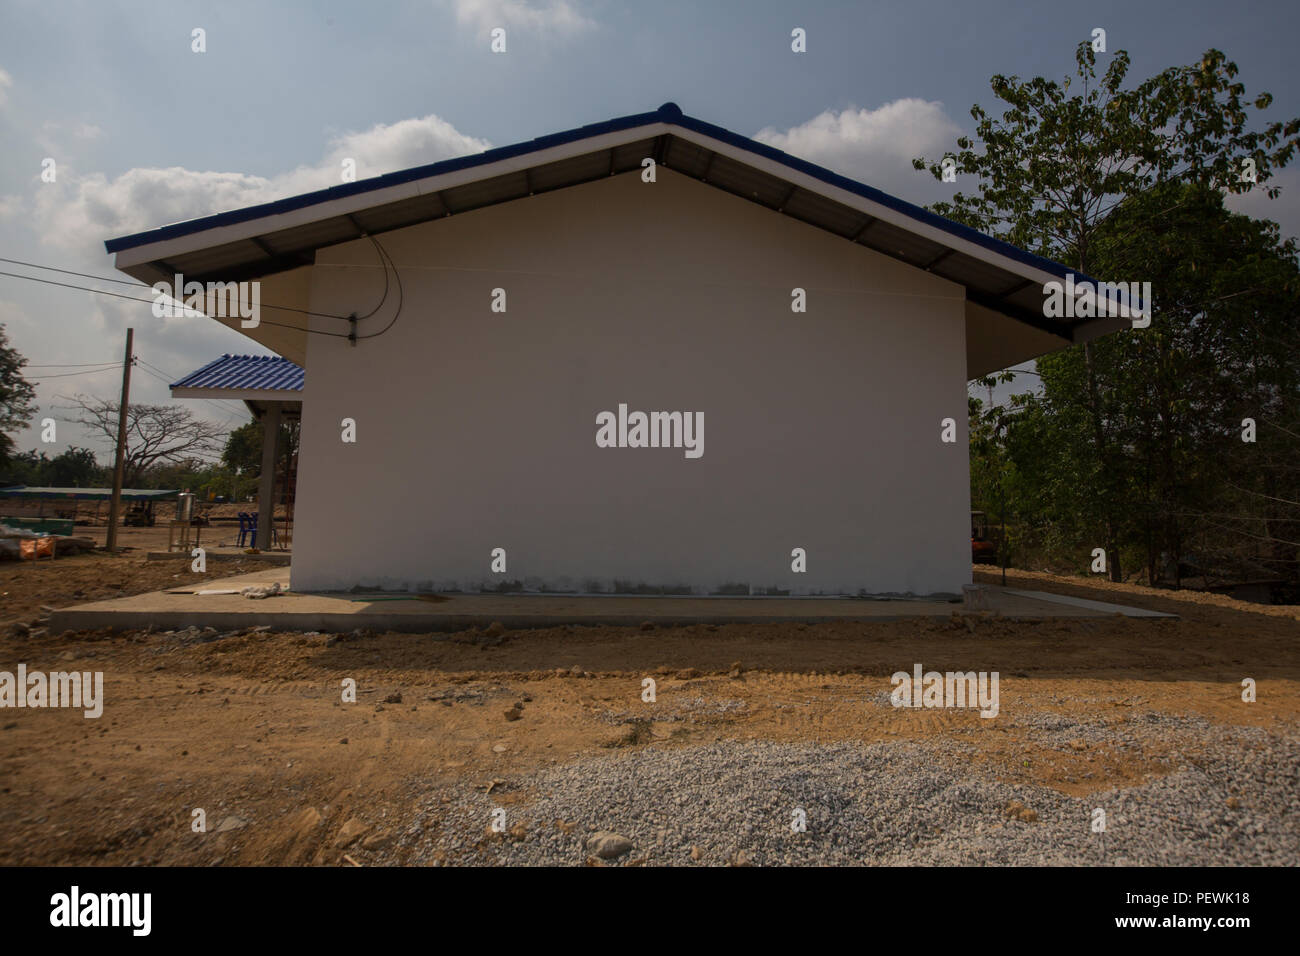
(406, 721, 1298, 866)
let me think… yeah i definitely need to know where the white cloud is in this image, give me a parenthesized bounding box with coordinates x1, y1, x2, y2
(0, 67, 11, 108)
(753, 100, 963, 201)
(282, 114, 492, 196)
(449, 0, 595, 35)
(33, 167, 276, 254)
(29, 113, 491, 259)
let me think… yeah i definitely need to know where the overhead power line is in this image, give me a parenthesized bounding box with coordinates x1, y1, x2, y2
(0, 242, 397, 329)
(25, 360, 120, 368)
(27, 364, 123, 380)
(0, 268, 355, 338)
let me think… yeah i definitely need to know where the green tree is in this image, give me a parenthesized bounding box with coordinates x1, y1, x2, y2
(917, 43, 1300, 581)
(0, 448, 42, 487)
(1087, 182, 1298, 584)
(44, 446, 105, 486)
(0, 325, 37, 465)
(220, 418, 299, 500)
(221, 421, 263, 477)
(973, 184, 1300, 587)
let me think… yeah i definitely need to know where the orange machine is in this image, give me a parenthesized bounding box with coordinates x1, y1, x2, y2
(971, 511, 999, 564)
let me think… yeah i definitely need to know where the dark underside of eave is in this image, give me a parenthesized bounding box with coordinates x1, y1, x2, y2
(128, 134, 1077, 342)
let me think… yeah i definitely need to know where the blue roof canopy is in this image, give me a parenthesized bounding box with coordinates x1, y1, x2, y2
(170, 354, 304, 392)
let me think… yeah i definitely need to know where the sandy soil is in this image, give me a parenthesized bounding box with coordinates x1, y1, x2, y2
(1, 514, 291, 559)
(0, 548, 279, 629)
(0, 558, 1296, 865)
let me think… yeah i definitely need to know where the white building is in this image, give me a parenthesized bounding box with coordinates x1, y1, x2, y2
(109, 104, 1125, 597)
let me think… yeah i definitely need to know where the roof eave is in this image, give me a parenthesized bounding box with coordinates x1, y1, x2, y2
(105, 104, 1121, 366)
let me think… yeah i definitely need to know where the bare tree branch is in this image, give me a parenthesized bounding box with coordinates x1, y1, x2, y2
(71, 394, 224, 487)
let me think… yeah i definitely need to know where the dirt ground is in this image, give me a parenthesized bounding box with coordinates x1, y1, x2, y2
(0, 554, 1296, 866)
(0, 549, 279, 630)
(0, 515, 291, 563)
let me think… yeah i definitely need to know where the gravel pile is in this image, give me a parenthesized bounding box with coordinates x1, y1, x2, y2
(598, 696, 749, 725)
(402, 719, 1299, 866)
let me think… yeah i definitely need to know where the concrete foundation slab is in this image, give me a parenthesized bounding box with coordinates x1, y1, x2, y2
(146, 550, 291, 565)
(47, 567, 1175, 634)
(1002, 588, 1177, 618)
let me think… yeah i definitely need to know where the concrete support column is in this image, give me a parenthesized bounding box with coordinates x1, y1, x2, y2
(257, 402, 282, 549)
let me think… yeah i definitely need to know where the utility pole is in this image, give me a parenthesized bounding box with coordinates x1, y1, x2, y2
(1000, 479, 1007, 587)
(1000, 413, 1012, 587)
(105, 328, 133, 553)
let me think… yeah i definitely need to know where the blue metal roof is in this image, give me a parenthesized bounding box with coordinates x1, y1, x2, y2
(171, 354, 304, 392)
(103, 102, 1075, 284)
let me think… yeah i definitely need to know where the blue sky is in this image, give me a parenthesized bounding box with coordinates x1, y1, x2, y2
(1, 0, 1297, 456)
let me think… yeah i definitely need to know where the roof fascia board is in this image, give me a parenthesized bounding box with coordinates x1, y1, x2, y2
(112, 179, 421, 269)
(171, 386, 303, 401)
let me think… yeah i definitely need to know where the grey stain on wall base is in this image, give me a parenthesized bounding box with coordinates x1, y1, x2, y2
(342, 575, 959, 601)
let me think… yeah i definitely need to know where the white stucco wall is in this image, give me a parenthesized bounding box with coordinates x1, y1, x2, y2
(290, 168, 971, 596)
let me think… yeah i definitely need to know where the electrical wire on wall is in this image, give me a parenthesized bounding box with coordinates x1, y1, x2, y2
(353, 236, 403, 340)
